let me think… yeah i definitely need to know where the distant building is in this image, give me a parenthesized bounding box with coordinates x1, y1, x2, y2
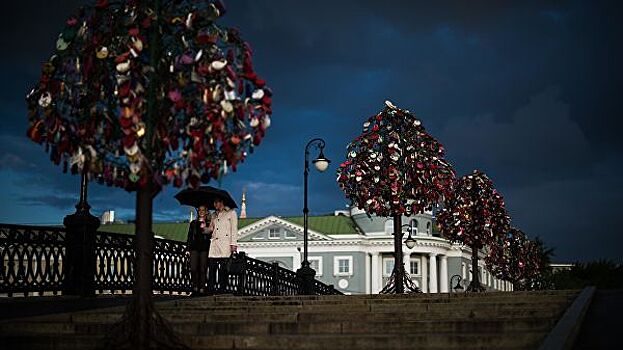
(98, 193, 515, 294)
(240, 188, 247, 219)
(237, 207, 512, 294)
(550, 263, 574, 272)
(101, 210, 115, 225)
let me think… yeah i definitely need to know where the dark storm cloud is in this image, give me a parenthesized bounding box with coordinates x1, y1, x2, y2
(0, 0, 621, 262)
(19, 194, 77, 209)
(439, 87, 593, 186)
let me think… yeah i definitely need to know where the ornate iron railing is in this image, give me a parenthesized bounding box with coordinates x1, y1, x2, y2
(0, 224, 65, 297)
(1, 223, 341, 297)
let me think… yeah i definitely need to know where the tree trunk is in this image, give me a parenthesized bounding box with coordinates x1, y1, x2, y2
(393, 215, 404, 294)
(102, 181, 188, 350)
(134, 181, 154, 348)
(467, 244, 486, 292)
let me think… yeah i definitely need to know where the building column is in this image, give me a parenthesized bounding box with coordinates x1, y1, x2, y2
(403, 250, 411, 274)
(365, 253, 371, 294)
(429, 253, 438, 293)
(371, 253, 380, 294)
(439, 255, 448, 293)
(421, 254, 428, 293)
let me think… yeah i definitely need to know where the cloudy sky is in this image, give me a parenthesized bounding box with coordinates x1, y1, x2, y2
(0, 1, 621, 263)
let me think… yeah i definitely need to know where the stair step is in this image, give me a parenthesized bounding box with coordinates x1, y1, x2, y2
(0, 317, 556, 336)
(0, 290, 578, 350)
(2, 305, 563, 325)
(0, 332, 548, 350)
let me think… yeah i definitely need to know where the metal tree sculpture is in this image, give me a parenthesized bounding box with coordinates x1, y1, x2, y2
(521, 237, 553, 290)
(337, 101, 455, 293)
(485, 227, 528, 290)
(437, 170, 511, 292)
(25, 0, 271, 348)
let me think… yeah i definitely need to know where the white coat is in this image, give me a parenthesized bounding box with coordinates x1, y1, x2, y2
(208, 208, 238, 258)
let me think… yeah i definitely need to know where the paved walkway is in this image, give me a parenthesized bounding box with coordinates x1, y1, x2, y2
(0, 295, 185, 320)
(573, 289, 623, 349)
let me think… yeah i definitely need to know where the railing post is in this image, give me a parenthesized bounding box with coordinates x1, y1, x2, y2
(62, 173, 100, 297)
(235, 252, 247, 296)
(271, 262, 279, 296)
(297, 265, 316, 295)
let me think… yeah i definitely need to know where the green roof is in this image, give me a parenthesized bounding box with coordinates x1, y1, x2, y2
(98, 217, 261, 242)
(98, 215, 358, 241)
(280, 215, 359, 235)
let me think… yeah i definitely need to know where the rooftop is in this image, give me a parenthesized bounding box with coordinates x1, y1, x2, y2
(97, 215, 359, 241)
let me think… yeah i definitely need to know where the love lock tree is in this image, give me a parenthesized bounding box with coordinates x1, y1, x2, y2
(437, 170, 511, 292)
(25, 0, 271, 348)
(521, 237, 554, 290)
(485, 227, 529, 291)
(337, 101, 455, 294)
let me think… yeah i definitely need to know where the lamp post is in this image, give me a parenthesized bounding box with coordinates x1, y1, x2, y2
(381, 218, 421, 294)
(450, 274, 464, 294)
(62, 172, 100, 296)
(297, 138, 330, 294)
(403, 219, 418, 250)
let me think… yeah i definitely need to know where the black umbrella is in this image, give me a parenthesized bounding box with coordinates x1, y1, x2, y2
(174, 186, 238, 210)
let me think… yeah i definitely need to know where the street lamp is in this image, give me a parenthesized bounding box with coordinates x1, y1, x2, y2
(381, 218, 421, 294)
(402, 219, 418, 249)
(450, 274, 464, 293)
(297, 138, 330, 294)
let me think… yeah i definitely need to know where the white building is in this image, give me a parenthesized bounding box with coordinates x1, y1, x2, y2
(100, 210, 115, 225)
(237, 206, 513, 294)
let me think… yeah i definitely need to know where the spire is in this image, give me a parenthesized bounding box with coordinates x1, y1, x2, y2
(240, 187, 247, 219)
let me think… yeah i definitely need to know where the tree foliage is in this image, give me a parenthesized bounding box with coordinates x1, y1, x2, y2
(337, 101, 455, 217)
(549, 260, 623, 290)
(437, 170, 511, 249)
(26, 0, 271, 191)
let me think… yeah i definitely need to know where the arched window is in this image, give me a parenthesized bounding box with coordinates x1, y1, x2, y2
(409, 219, 419, 236)
(426, 222, 431, 235)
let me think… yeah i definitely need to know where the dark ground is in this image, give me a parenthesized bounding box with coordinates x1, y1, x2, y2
(1, 289, 620, 349)
(573, 289, 622, 349)
(0, 294, 185, 320)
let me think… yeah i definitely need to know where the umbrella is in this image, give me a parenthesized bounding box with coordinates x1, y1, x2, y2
(175, 186, 238, 210)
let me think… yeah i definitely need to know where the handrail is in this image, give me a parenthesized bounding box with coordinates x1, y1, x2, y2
(1, 223, 341, 297)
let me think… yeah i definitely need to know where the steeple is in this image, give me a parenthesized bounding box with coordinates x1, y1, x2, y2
(240, 188, 247, 219)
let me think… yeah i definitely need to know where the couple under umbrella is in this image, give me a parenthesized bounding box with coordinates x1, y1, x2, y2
(175, 186, 239, 295)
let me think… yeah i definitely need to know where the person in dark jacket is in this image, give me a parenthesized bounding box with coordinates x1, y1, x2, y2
(186, 205, 212, 295)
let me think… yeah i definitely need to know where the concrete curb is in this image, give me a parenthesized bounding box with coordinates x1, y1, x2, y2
(538, 286, 596, 350)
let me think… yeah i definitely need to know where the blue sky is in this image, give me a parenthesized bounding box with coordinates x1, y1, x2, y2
(1, 0, 622, 263)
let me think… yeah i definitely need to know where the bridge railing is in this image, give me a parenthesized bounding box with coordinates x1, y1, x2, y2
(1, 223, 341, 297)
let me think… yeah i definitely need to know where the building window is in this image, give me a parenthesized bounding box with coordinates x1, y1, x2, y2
(334, 256, 353, 276)
(268, 228, 280, 239)
(426, 222, 431, 235)
(308, 257, 322, 276)
(284, 230, 296, 239)
(410, 258, 420, 276)
(383, 257, 394, 277)
(384, 219, 393, 234)
(410, 219, 418, 236)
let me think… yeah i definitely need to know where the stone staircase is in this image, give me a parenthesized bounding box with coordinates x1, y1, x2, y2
(0, 290, 579, 350)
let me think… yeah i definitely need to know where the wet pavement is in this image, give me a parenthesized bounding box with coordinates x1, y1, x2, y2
(573, 289, 622, 349)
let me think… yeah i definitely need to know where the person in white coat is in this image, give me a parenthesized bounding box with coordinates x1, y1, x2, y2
(207, 197, 238, 293)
